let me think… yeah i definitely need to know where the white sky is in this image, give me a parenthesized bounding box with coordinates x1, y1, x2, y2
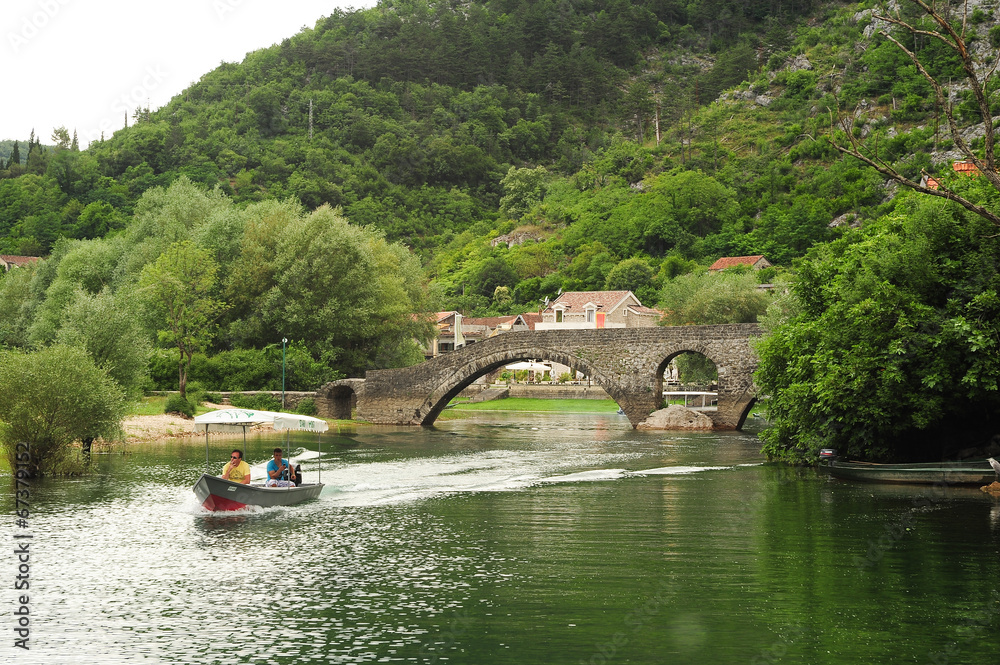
(2, 0, 377, 148)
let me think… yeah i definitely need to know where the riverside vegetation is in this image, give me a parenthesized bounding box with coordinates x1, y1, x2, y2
(1, 0, 998, 472)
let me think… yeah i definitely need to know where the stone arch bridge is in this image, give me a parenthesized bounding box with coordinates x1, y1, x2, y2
(318, 324, 761, 430)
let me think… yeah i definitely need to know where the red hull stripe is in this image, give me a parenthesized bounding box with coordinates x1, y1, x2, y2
(202, 494, 248, 511)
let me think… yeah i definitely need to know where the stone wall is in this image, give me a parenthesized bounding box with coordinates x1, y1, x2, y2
(507, 384, 611, 400)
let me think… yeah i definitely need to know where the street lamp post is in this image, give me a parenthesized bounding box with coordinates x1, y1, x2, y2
(281, 337, 287, 409)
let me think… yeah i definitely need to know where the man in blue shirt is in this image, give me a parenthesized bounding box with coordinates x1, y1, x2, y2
(265, 448, 296, 487)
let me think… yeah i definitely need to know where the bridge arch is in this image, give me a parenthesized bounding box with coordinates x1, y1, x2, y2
(653, 343, 756, 429)
(417, 346, 617, 426)
(316, 378, 364, 420)
(654, 344, 721, 395)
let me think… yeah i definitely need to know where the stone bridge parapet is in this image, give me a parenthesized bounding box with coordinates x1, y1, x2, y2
(318, 325, 761, 429)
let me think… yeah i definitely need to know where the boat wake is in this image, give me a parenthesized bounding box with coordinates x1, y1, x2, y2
(307, 451, 738, 506)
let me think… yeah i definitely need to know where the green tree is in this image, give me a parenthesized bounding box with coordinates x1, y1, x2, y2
(248, 205, 434, 375)
(499, 166, 548, 220)
(56, 288, 152, 400)
(469, 257, 518, 299)
(139, 240, 225, 399)
(755, 196, 1000, 463)
(658, 270, 771, 325)
(51, 126, 71, 150)
(605, 256, 656, 302)
(0, 345, 126, 476)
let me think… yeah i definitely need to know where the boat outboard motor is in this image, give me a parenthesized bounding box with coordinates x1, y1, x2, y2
(818, 448, 839, 464)
(293, 464, 303, 486)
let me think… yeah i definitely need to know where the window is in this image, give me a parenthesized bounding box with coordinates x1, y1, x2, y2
(555, 310, 563, 323)
(586, 309, 595, 323)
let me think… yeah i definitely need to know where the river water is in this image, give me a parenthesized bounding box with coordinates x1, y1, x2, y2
(5, 411, 1000, 664)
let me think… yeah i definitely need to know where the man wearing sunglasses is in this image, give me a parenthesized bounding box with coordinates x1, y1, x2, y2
(221, 449, 251, 484)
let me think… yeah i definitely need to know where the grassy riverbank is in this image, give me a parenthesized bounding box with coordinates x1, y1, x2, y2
(442, 397, 621, 415)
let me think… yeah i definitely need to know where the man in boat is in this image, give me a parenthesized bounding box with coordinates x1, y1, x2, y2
(265, 447, 297, 487)
(221, 449, 251, 484)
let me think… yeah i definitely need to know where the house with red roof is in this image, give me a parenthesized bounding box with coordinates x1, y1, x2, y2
(952, 159, 980, 175)
(0, 255, 41, 271)
(422, 312, 542, 358)
(536, 290, 662, 330)
(921, 161, 980, 191)
(707, 255, 772, 272)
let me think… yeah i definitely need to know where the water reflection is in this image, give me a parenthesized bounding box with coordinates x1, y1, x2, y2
(6, 411, 1000, 663)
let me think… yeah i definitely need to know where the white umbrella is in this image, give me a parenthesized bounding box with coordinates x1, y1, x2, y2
(193, 408, 329, 433)
(193, 408, 329, 480)
(504, 361, 551, 371)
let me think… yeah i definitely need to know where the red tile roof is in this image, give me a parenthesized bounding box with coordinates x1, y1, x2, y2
(0, 255, 41, 268)
(953, 160, 980, 174)
(627, 305, 663, 317)
(516, 313, 543, 330)
(544, 290, 633, 313)
(708, 255, 768, 271)
(462, 316, 517, 327)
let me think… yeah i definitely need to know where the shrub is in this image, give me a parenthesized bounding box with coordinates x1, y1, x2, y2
(186, 381, 207, 405)
(0, 345, 127, 477)
(296, 398, 318, 416)
(145, 345, 342, 392)
(229, 392, 281, 411)
(164, 394, 195, 418)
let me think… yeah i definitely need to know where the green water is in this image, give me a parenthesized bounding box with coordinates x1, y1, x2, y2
(4, 412, 999, 664)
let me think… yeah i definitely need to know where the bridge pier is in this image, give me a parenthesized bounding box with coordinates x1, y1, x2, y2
(318, 326, 761, 430)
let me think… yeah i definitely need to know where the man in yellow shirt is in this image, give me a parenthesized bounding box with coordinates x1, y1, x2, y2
(222, 450, 251, 484)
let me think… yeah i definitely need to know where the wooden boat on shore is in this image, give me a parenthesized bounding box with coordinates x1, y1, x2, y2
(825, 459, 996, 486)
(193, 473, 323, 511)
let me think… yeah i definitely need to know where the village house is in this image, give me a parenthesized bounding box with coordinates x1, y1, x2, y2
(422, 311, 542, 359)
(0, 255, 40, 271)
(707, 255, 772, 272)
(921, 159, 981, 190)
(535, 290, 662, 330)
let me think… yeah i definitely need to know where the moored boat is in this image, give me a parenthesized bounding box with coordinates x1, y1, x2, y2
(193, 473, 323, 511)
(825, 459, 996, 485)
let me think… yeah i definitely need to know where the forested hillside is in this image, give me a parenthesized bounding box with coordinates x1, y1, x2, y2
(2, 0, 998, 381)
(2, 0, 846, 263)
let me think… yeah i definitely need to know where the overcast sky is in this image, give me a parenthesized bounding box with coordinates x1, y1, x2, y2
(3, 0, 377, 148)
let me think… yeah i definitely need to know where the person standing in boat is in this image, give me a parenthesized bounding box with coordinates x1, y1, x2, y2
(222, 450, 251, 484)
(266, 448, 297, 487)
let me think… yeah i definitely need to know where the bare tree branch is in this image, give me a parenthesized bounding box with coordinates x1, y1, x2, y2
(830, 0, 1000, 226)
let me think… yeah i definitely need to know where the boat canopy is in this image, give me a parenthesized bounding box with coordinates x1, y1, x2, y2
(193, 408, 329, 433)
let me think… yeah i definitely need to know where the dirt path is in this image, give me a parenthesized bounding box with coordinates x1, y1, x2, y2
(119, 405, 268, 445)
